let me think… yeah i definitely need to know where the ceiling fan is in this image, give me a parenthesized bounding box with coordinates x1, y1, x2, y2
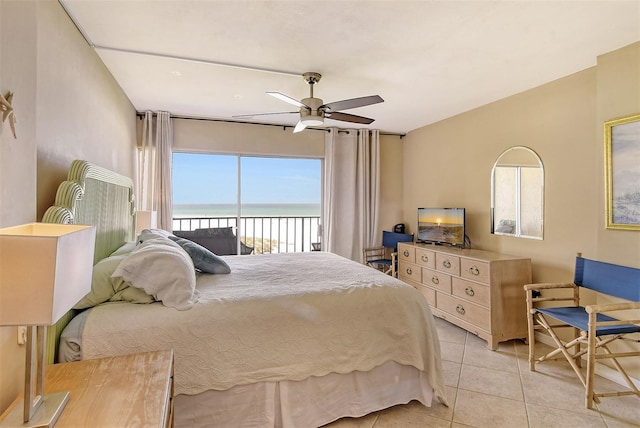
(235, 72, 384, 133)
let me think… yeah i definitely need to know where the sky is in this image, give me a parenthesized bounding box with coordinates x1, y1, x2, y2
(172, 153, 321, 204)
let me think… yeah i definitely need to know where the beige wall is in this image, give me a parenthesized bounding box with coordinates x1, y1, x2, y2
(403, 42, 640, 379)
(0, 0, 137, 413)
(34, 2, 137, 218)
(596, 43, 640, 262)
(379, 134, 405, 231)
(404, 43, 640, 279)
(0, 1, 38, 415)
(172, 118, 325, 157)
(404, 67, 600, 280)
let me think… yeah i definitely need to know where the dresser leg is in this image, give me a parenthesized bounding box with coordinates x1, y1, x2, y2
(488, 338, 499, 351)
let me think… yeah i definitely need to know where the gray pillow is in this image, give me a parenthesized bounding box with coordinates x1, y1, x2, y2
(168, 235, 231, 274)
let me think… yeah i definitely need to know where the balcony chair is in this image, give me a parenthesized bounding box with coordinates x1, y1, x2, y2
(363, 231, 414, 277)
(524, 254, 640, 409)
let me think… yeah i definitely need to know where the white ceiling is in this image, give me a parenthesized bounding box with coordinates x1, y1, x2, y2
(60, 0, 640, 134)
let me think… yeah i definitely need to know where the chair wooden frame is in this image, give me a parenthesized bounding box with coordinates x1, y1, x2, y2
(363, 231, 413, 277)
(524, 254, 640, 409)
(363, 246, 394, 275)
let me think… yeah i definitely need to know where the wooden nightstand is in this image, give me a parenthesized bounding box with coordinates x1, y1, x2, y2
(1, 349, 174, 428)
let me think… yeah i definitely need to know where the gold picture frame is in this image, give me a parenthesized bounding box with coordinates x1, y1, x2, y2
(604, 114, 640, 230)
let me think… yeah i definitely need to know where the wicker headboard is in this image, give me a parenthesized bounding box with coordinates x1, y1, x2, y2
(42, 160, 136, 363)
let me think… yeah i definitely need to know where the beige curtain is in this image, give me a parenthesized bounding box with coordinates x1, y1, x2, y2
(323, 128, 380, 262)
(137, 111, 173, 231)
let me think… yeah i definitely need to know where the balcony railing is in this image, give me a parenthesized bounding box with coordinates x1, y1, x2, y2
(173, 216, 321, 254)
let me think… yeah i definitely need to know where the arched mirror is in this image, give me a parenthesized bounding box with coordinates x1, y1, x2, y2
(491, 146, 544, 239)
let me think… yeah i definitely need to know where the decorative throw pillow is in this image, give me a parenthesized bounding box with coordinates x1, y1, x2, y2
(111, 237, 199, 310)
(168, 235, 231, 274)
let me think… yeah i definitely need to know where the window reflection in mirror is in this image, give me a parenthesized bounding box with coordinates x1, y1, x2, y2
(491, 146, 544, 239)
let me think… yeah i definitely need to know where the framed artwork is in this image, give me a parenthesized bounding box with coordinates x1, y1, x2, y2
(604, 114, 640, 230)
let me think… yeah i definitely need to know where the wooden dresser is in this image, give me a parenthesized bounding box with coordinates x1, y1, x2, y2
(398, 242, 532, 350)
(0, 350, 174, 428)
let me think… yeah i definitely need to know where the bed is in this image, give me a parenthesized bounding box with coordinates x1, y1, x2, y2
(43, 160, 447, 428)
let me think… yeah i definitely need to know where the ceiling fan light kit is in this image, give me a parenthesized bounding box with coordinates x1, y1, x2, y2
(299, 97, 324, 126)
(236, 72, 384, 133)
(300, 116, 324, 126)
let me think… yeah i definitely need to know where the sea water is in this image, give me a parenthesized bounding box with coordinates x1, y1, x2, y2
(173, 203, 321, 218)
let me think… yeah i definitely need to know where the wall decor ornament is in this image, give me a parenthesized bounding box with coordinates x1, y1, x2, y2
(0, 91, 17, 139)
(604, 114, 640, 230)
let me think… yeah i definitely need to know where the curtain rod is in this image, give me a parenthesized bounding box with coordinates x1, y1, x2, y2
(136, 112, 406, 138)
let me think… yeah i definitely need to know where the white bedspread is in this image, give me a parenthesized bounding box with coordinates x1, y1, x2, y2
(82, 252, 446, 403)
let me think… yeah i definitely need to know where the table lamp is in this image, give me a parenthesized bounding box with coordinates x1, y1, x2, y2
(0, 223, 96, 427)
(135, 210, 157, 235)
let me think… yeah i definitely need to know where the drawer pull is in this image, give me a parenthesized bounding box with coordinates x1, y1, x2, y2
(403, 250, 410, 257)
(431, 276, 439, 285)
(469, 266, 480, 276)
(406, 267, 412, 275)
(465, 287, 475, 297)
(442, 260, 451, 269)
(420, 255, 429, 262)
(456, 304, 466, 315)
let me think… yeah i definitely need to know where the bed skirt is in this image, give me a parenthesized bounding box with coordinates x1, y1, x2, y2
(174, 360, 434, 428)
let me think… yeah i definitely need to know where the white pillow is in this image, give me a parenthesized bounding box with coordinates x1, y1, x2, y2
(112, 237, 199, 310)
(109, 241, 137, 257)
(137, 228, 173, 242)
(74, 255, 155, 309)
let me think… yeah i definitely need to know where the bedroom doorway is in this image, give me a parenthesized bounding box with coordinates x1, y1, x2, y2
(172, 153, 322, 254)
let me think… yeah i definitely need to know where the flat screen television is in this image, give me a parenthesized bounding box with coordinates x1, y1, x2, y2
(417, 207, 466, 247)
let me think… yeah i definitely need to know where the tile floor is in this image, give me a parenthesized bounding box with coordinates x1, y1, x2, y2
(325, 317, 640, 428)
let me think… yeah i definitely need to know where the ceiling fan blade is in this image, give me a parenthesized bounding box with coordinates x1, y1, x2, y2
(267, 92, 309, 108)
(233, 111, 298, 118)
(293, 120, 307, 133)
(326, 111, 375, 125)
(320, 95, 384, 112)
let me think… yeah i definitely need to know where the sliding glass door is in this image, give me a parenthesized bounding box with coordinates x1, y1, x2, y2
(172, 153, 321, 254)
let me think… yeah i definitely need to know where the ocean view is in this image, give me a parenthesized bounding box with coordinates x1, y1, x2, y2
(173, 203, 321, 218)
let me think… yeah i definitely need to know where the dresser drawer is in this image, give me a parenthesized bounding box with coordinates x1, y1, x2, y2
(435, 253, 460, 276)
(422, 267, 452, 294)
(452, 277, 490, 307)
(398, 244, 415, 263)
(460, 259, 490, 284)
(437, 293, 490, 331)
(398, 261, 421, 283)
(415, 283, 436, 306)
(415, 248, 435, 268)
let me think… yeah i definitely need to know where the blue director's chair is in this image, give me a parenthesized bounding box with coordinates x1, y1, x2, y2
(524, 254, 640, 409)
(363, 231, 414, 277)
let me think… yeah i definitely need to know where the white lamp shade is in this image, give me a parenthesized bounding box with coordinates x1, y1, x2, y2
(0, 223, 96, 326)
(135, 210, 157, 234)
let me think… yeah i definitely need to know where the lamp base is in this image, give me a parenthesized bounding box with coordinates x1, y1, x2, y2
(0, 392, 69, 428)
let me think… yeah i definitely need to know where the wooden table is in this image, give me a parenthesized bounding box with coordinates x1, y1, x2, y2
(1, 350, 174, 427)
